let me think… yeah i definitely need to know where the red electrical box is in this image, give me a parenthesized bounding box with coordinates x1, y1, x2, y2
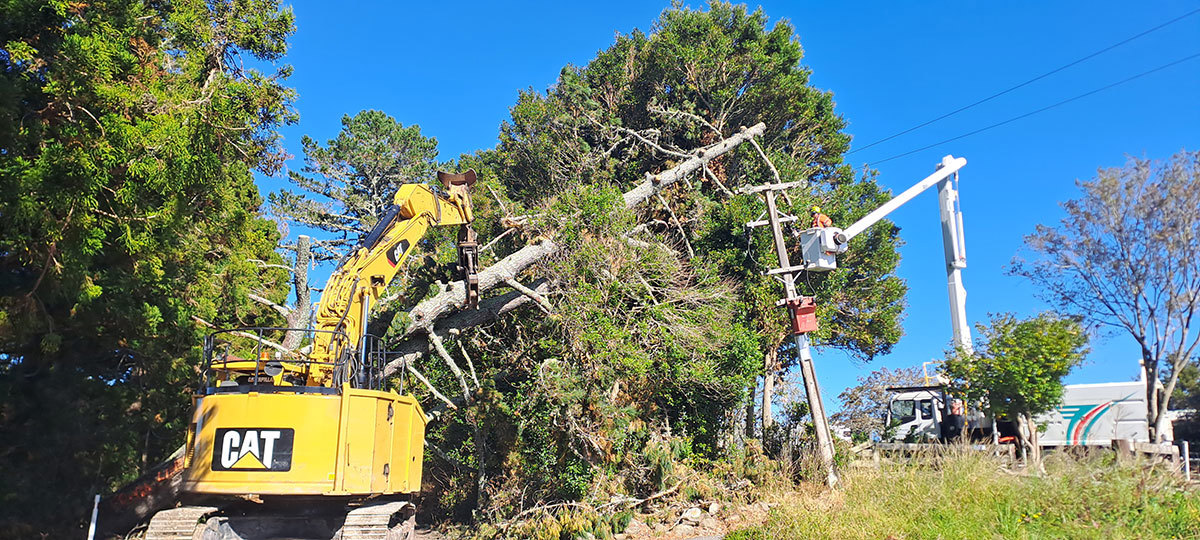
(787, 296, 818, 334)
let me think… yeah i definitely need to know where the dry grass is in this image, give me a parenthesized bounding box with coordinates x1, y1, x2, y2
(727, 449, 1200, 540)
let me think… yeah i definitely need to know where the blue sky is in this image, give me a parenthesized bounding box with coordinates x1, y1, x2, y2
(259, 1, 1200, 410)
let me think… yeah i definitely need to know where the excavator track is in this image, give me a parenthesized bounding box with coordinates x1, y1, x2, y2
(142, 501, 414, 540)
(337, 501, 415, 540)
(144, 505, 219, 539)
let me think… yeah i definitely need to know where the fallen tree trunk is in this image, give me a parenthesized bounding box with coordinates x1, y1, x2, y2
(384, 278, 552, 377)
(390, 122, 766, 344)
(402, 238, 559, 337)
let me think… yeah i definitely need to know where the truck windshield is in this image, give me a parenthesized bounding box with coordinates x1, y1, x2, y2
(890, 399, 916, 422)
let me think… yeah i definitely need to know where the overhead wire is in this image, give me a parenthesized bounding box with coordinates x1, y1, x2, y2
(867, 51, 1200, 166)
(848, 6, 1200, 155)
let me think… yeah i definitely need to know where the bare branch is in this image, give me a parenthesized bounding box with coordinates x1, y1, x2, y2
(247, 259, 296, 274)
(406, 361, 457, 411)
(504, 278, 553, 313)
(454, 336, 482, 390)
(656, 193, 695, 259)
(429, 332, 472, 401)
(703, 163, 734, 198)
(480, 226, 516, 254)
(247, 293, 291, 318)
(747, 137, 781, 183)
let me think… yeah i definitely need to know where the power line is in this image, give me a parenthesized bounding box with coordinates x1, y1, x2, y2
(849, 6, 1200, 155)
(868, 51, 1200, 166)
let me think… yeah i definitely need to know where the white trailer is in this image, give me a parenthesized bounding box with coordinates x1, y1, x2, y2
(1038, 379, 1151, 446)
(885, 374, 1158, 446)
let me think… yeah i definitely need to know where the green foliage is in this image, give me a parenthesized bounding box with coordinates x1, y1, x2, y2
(1168, 360, 1200, 444)
(0, 0, 295, 535)
(942, 313, 1089, 423)
(729, 452, 1200, 539)
(411, 1, 910, 521)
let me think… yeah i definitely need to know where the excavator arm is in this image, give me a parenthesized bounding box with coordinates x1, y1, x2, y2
(207, 171, 479, 388)
(306, 170, 479, 385)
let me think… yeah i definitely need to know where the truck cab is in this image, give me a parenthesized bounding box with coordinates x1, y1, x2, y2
(885, 384, 994, 442)
(886, 386, 945, 442)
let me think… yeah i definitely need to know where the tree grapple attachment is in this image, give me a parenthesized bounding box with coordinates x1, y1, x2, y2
(439, 169, 480, 309)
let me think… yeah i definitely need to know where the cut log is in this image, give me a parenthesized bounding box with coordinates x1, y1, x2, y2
(401, 238, 559, 339)
(622, 123, 765, 208)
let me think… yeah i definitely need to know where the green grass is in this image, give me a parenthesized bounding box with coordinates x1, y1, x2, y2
(726, 451, 1200, 540)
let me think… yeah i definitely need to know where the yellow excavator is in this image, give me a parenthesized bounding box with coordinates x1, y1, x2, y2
(140, 171, 481, 539)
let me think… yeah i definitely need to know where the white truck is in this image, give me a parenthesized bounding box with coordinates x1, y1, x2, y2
(885, 374, 1161, 446)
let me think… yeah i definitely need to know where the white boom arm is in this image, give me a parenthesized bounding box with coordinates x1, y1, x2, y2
(837, 156, 967, 243)
(796, 155, 972, 353)
(935, 158, 972, 354)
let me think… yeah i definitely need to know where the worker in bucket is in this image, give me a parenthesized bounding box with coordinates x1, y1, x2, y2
(810, 205, 832, 228)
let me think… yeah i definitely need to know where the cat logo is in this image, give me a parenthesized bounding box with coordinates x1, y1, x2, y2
(385, 239, 411, 267)
(212, 428, 294, 471)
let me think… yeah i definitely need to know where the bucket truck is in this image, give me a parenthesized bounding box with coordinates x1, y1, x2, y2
(791, 155, 991, 441)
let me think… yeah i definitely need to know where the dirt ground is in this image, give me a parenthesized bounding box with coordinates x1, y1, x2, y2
(614, 501, 773, 540)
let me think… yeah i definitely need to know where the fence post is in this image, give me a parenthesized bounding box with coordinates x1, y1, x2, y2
(1184, 440, 1191, 481)
(87, 493, 100, 540)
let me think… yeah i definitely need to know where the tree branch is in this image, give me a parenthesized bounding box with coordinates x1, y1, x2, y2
(406, 361, 457, 411)
(428, 332, 472, 402)
(504, 278, 553, 313)
(247, 293, 291, 318)
(656, 192, 695, 259)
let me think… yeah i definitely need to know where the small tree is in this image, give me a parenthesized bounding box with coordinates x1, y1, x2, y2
(942, 313, 1088, 469)
(269, 109, 440, 260)
(1013, 151, 1200, 441)
(832, 366, 924, 442)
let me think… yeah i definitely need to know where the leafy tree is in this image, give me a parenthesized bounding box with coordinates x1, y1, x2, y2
(473, 0, 907, 388)
(405, 1, 908, 518)
(269, 109, 440, 260)
(0, 0, 296, 534)
(1013, 151, 1200, 442)
(942, 313, 1089, 468)
(833, 366, 924, 442)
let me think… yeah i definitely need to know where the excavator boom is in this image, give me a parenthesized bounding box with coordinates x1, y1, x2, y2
(305, 171, 479, 386)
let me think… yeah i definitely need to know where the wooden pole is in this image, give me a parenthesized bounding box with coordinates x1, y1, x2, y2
(749, 186, 839, 487)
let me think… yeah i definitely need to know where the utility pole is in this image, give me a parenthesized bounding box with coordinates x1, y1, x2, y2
(739, 180, 839, 487)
